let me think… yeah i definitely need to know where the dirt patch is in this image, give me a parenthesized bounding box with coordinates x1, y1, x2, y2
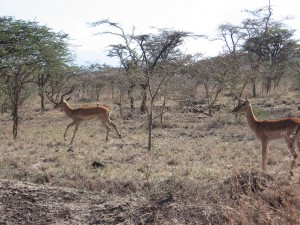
(0, 179, 217, 224)
(0, 180, 127, 224)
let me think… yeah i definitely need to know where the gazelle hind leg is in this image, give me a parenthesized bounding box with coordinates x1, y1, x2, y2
(101, 121, 111, 141)
(292, 136, 300, 175)
(106, 111, 121, 138)
(284, 133, 298, 176)
(107, 119, 121, 138)
(99, 113, 121, 140)
(289, 148, 298, 176)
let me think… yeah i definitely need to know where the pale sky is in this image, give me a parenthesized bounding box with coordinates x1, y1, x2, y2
(1, 0, 300, 66)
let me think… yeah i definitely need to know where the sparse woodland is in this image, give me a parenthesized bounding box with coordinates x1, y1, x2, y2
(0, 3, 300, 225)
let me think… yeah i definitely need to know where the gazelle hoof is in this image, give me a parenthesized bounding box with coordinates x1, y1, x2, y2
(288, 171, 294, 180)
(67, 145, 73, 152)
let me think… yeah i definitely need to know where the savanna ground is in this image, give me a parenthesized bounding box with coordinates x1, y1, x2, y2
(0, 88, 300, 224)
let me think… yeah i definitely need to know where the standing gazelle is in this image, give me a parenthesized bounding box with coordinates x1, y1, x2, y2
(49, 90, 121, 149)
(232, 97, 300, 176)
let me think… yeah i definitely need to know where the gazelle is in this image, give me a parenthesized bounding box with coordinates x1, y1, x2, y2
(50, 91, 121, 149)
(232, 97, 300, 175)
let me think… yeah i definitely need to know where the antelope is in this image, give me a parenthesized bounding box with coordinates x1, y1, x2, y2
(232, 97, 300, 176)
(49, 89, 121, 149)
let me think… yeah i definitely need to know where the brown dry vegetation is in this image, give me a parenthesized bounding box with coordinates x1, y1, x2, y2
(0, 90, 300, 224)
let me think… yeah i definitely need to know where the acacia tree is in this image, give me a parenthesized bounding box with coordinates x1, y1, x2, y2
(244, 24, 298, 93)
(90, 21, 192, 110)
(90, 19, 139, 113)
(0, 17, 40, 138)
(217, 2, 299, 97)
(133, 31, 192, 150)
(91, 20, 193, 150)
(33, 30, 73, 110)
(0, 17, 73, 138)
(191, 56, 229, 116)
(217, 23, 250, 98)
(242, 2, 299, 94)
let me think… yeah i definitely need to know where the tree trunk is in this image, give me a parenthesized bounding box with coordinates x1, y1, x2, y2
(118, 90, 123, 117)
(264, 77, 272, 93)
(160, 97, 166, 127)
(251, 79, 256, 97)
(96, 87, 100, 101)
(39, 93, 45, 111)
(128, 84, 135, 113)
(12, 105, 19, 139)
(147, 102, 153, 151)
(1, 102, 4, 115)
(111, 82, 114, 99)
(140, 86, 147, 114)
(208, 105, 212, 116)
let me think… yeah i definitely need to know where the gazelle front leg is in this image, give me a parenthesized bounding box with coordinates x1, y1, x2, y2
(64, 121, 77, 141)
(261, 141, 269, 171)
(69, 122, 80, 148)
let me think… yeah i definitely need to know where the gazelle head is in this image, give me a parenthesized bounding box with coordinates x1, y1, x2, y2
(232, 97, 250, 113)
(54, 96, 71, 109)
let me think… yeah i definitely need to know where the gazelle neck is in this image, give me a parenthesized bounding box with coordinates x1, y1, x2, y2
(245, 103, 259, 132)
(62, 101, 73, 117)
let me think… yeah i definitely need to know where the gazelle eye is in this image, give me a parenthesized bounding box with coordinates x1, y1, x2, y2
(241, 102, 246, 106)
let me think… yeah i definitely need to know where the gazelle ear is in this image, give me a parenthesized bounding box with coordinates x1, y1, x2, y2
(65, 97, 71, 101)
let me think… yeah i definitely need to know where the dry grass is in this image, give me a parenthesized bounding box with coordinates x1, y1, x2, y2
(0, 94, 300, 224)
